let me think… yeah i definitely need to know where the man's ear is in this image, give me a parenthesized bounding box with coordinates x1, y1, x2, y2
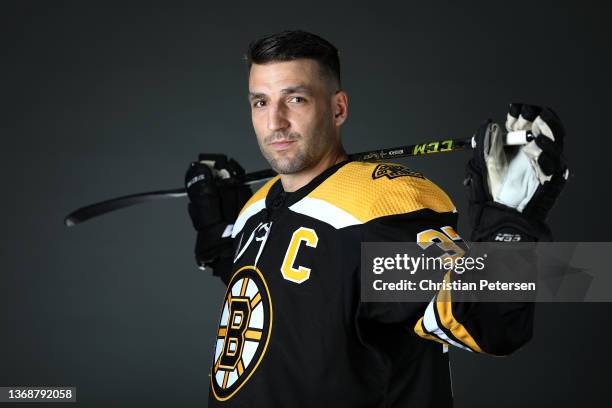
(333, 90, 348, 125)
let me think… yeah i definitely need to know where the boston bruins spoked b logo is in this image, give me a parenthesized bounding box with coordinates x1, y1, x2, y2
(211, 266, 272, 401)
(372, 164, 424, 180)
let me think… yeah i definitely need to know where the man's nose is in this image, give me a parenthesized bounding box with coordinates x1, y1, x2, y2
(267, 103, 290, 131)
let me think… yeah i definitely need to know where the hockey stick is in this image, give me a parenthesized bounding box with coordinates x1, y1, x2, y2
(64, 130, 533, 227)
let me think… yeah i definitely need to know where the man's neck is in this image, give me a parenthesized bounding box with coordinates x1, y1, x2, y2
(279, 147, 348, 192)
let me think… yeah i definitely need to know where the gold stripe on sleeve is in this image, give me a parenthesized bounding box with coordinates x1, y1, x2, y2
(414, 317, 447, 345)
(435, 273, 483, 353)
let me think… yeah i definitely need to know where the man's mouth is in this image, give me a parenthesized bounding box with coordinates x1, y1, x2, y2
(268, 140, 296, 151)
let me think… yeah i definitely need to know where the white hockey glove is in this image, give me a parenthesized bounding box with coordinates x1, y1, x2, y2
(465, 104, 569, 241)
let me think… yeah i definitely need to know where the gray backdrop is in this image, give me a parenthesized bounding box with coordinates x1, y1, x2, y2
(2, 1, 611, 406)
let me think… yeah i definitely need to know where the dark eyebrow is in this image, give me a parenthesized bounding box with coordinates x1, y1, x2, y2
(280, 85, 312, 95)
(248, 92, 266, 101)
(248, 85, 313, 101)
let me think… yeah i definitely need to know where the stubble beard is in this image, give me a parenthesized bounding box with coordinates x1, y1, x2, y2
(260, 130, 323, 175)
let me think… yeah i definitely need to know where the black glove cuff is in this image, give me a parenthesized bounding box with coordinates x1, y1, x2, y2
(207, 257, 234, 285)
(195, 228, 233, 262)
(470, 203, 553, 242)
(194, 229, 234, 285)
(188, 201, 223, 230)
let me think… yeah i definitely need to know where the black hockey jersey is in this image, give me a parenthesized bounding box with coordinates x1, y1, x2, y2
(208, 160, 533, 407)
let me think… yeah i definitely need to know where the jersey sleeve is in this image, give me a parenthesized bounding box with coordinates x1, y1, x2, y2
(412, 273, 534, 355)
(358, 179, 534, 356)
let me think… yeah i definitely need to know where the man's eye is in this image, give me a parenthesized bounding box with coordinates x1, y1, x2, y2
(253, 100, 265, 108)
(289, 96, 305, 103)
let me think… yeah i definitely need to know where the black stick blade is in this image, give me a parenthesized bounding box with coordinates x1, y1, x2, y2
(63, 169, 278, 227)
(64, 188, 187, 227)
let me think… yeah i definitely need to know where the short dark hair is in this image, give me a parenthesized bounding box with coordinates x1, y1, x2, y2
(246, 30, 341, 90)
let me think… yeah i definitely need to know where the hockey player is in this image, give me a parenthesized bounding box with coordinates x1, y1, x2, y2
(184, 30, 567, 407)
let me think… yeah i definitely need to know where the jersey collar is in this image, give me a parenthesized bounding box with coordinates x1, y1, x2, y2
(265, 160, 352, 210)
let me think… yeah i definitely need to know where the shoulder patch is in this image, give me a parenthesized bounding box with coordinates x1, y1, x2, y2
(372, 163, 424, 180)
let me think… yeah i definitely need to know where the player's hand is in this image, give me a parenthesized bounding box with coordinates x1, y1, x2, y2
(464, 104, 569, 241)
(185, 154, 252, 268)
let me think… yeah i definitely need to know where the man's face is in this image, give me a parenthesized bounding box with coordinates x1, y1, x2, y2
(248, 59, 338, 174)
